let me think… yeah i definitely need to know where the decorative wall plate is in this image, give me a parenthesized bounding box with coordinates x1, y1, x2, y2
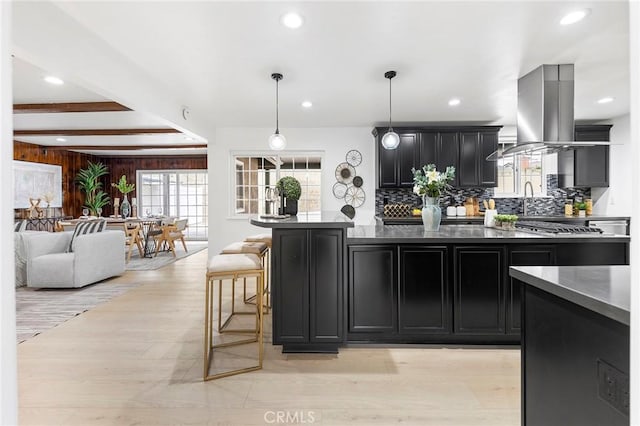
(344, 186, 365, 208)
(341, 204, 356, 219)
(332, 182, 348, 199)
(335, 162, 355, 184)
(352, 176, 363, 188)
(346, 149, 362, 167)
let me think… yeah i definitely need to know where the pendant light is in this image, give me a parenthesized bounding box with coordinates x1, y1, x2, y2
(269, 72, 286, 150)
(381, 70, 400, 150)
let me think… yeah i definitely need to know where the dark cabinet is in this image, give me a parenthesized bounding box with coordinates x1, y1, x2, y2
(558, 124, 611, 188)
(273, 229, 344, 351)
(348, 245, 397, 334)
(399, 246, 450, 334)
(506, 246, 556, 334)
(374, 126, 500, 188)
(398, 133, 419, 186)
(378, 137, 398, 188)
(454, 246, 506, 334)
(436, 132, 460, 187)
(458, 131, 498, 187)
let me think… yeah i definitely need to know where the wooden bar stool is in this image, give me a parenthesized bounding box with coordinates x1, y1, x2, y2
(204, 253, 264, 381)
(221, 241, 270, 314)
(244, 234, 272, 311)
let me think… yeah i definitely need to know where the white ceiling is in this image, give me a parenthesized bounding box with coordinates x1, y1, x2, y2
(11, 1, 630, 154)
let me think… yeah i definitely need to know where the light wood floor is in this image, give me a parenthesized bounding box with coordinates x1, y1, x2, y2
(18, 249, 520, 426)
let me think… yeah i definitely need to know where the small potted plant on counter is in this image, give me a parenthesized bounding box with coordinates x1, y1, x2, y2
(276, 176, 301, 215)
(575, 202, 587, 217)
(494, 214, 518, 230)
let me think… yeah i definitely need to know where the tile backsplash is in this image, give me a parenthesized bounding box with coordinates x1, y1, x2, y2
(375, 174, 591, 216)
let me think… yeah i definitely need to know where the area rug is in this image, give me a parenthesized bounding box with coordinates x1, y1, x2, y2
(16, 241, 208, 343)
(125, 241, 208, 271)
(16, 281, 142, 343)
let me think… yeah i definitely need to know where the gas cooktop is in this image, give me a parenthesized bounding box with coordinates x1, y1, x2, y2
(515, 221, 603, 235)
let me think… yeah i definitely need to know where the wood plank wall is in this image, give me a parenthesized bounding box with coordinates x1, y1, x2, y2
(13, 141, 97, 218)
(14, 141, 207, 218)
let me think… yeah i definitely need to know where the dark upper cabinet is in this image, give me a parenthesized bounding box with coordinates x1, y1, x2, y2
(399, 246, 450, 335)
(418, 132, 438, 168)
(398, 133, 419, 187)
(454, 246, 506, 334)
(479, 132, 498, 186)
(437, 132, 460, 187)
(458, 131, 498, 187)
(458, 132, 478, 187)
(558, 124, 611, 188)
(374, 126, 500, 188)
(378, 136, 398, 188)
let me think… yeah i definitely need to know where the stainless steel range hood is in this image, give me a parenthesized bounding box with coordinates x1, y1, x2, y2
(487, 64, 609, 160)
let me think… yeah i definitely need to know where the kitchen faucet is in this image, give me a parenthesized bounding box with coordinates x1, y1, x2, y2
(523, 181, 534, 216)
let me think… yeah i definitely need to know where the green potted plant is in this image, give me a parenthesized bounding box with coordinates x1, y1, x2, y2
(575, 202, 587, 217)
(276, 176, 301, 215)
(75, 161, 110, 216)
(112, 175, 135, 218)
(494, 214, 518, 230)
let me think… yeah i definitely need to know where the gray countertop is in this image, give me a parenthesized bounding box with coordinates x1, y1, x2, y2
(509, 265, 630, 325)
(251, 211, 355, 229)
(347, 224, 630, 244)
(380, 215, 630, 224)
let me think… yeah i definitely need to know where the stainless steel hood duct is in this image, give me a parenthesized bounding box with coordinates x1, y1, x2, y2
(487, 64, 609, 160)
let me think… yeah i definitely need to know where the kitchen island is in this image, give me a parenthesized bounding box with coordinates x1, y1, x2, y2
(251, 216, 629, 352)
(510, 266, 629, 425)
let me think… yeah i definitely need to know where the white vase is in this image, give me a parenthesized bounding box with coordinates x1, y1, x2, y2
(421, 196, 442, 232)
(121, 195, 131, 219)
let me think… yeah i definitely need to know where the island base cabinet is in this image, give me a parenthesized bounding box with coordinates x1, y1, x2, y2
(507, 246, 556, 334)
(522, 284, 629, 425)
(454, 246, 506, 335)
(399, 246, 450, 334)
(273, 229, 344, 353)
(348, 245, 397, 336)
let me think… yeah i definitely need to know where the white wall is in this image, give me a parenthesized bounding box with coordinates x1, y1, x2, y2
(1, 1, 18, 424)
(208, 127, 375, 254)
(591, 114, 632, 215)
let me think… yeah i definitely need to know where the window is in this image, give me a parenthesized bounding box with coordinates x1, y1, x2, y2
(495, 138, 545, 197)
(137, 170, 208, 240)
(231, 153, 322, 216)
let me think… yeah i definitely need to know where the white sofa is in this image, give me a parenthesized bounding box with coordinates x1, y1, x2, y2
(17, 230, 125, 288)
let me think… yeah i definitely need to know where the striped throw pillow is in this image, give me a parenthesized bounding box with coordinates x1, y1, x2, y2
(68, 219, 106, 252)
(14, 220, 27, 232)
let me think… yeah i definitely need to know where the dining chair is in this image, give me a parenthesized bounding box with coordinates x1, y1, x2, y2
(124, 222, 144, 262)
(154, 218, 188, 257)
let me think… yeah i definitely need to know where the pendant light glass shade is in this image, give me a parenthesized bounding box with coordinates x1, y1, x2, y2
(269, 131, 287, 150)
(382, 70, 399, 150)
(269, 73, 286, 150)
(381, 130, 400, 150)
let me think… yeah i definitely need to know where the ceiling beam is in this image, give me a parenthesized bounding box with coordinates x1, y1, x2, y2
(38, 144, 206, 151)
(13, 101, 131, 114)
(14, 128, 180, 136)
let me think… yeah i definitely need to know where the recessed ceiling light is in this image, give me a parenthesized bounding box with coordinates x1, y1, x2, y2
(43, 76, 64, 85)
(560, 9, 590, 26)
(281, 12, 304, 29)
(448, 98, 461, 106)
(597, 97, 614, 104)
(56, 137, 66, 142)
(301, 101, 313, 108)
